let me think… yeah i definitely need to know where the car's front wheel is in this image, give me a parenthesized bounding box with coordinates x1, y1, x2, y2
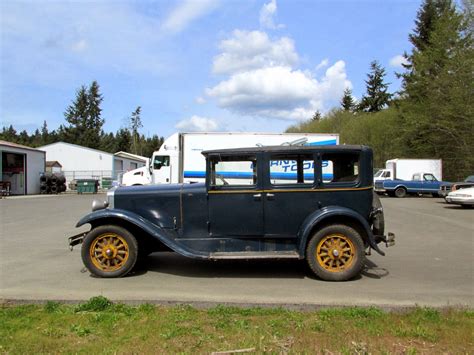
(306, 224, 365, 281)
(81, 225, 138, 278)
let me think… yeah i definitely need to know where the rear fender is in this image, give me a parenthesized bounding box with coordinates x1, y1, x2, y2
(76, 209, 207, 258)
(297, 206, 385, 256)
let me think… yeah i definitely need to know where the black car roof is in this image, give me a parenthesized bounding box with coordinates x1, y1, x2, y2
(202, 144, 368, 156)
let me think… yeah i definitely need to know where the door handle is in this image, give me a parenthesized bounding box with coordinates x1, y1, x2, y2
(253, 193, 262, 201)
(266, 193, 275, 200)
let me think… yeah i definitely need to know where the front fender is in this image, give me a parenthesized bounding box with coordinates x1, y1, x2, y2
(76, 209, 207, 259)
(297, 206, 384, 256)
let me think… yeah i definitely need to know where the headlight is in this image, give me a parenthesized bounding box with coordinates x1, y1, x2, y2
(107, 189, 115, 209)
(92, 199, 109, 211)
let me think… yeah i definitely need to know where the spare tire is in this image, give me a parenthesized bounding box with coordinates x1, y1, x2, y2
(372, 193, 385, 236)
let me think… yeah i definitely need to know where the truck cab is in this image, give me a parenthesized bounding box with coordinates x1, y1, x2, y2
(374, 169, 392, 181)
(69, 145, 394, 281)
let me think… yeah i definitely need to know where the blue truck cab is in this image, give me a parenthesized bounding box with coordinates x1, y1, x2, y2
(374, 172, 452, 198)
(69, 145, 395, 281)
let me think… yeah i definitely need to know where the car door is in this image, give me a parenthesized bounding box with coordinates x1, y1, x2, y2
(422, 173, 439, 193)
(152, 155, 171, 183)
(263, 152, 316, 238)
(207, 153, 264, 237)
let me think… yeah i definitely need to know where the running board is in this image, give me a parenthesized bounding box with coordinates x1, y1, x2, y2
(210, 251, 300, 260)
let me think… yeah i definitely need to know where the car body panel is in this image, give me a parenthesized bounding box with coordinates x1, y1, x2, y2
(72, 145, 392, 260)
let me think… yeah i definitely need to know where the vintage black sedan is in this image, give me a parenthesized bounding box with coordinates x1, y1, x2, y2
(69, 145, 394, 281)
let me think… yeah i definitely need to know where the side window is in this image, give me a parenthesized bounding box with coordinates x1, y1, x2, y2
(424, 174, 436, 181)
(269, 154, 314, 185)
(154, 156, 170, 170)
(322, 152, 360, 184)
(210, 155, 257, 187)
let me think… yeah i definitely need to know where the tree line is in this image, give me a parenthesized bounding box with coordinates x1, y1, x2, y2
(0, 81, 164, 158)
(288, 0, 473, 181)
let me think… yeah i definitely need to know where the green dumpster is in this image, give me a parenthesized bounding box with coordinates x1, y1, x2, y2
(101, 177, 112, 190)
(77, 179, 98, 194)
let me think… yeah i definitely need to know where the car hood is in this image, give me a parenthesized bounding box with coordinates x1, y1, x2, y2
(448, 187, 474, 196)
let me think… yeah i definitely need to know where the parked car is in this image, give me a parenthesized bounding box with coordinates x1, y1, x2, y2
(374, 172, 452, 198)
(69, 145, 395, 281)
(445, 186, 474, 208)
(439, 175, 474, 197)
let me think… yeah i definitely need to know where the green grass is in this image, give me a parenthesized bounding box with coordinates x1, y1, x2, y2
(0, 297, 472, 354)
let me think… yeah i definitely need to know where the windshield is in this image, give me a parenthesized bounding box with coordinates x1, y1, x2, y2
(374, 170, 383, 177)
(465, 175, 474, 182)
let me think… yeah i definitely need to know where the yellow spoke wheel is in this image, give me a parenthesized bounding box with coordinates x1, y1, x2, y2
(90, 233, 130, 272)
(82, 225, 138, 278)
(306, 224, 364, 281)
(316, 234, 355, 273)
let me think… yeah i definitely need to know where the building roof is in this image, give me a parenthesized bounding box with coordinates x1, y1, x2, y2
(0, 140, 46, 153)
(38, 141, 113, 156)
(114, 151, 148, 162)
(46, 161, 62, 168)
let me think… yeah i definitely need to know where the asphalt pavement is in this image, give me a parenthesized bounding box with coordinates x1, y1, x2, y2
(1, 193, 472, 308)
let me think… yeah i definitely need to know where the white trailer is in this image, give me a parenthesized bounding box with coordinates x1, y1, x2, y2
(122, 132, 339, 186)
(374, 159, 442, 181)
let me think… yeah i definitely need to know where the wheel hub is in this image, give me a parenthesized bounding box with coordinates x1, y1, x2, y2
(90, 233, 129, 272)
(316, 234, 355, 273)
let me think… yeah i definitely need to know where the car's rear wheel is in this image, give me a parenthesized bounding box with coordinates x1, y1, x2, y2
(81, 225, 138, 278)
(395, 187, 407, 198)
(306, 224, 365, 281)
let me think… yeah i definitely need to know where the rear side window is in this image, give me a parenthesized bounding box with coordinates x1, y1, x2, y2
(269, 154, 314, 185)
(322, 152, 360, 184)
(210, 155, 257, 187)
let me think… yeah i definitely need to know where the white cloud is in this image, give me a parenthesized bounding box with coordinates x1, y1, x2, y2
(195, 96, 206, 104)
(315, 58, 329, 70)
(175, 115, 220, 131)
(162, 0, 220, 34)
(212, 30, 298, 75)
(389, 54, 408, 68)
(259, 0, 284, 30)
(206, 61, 351, 121)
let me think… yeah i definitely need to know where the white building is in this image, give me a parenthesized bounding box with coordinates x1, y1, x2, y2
(38, 142, 147, 184)
(114, 151, 148, 174)
(0, 140, 45, 195)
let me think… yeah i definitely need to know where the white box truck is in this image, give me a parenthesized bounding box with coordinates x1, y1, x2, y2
(122, 132, 339, 186)
(374, 159, 443, 181)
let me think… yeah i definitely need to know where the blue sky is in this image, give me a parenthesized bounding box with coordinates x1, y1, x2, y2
(1, 0, 421, 138)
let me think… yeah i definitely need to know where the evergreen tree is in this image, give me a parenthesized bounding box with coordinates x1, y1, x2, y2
(409, 0, 453, 52)
(130, 106, 143, 155)
(358, 61, 392, 113)
(115, 128, 132, 152)
(340, 88, 355, 112)
(142, 135, 164, 158)
(61, 81, 104, 149)
(85, 81, 104, 149)
(401, 0, 458, 99)
(100, 132, 117, 153)
(0, 125, 18, 142)
(399, 1, 473, 180)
